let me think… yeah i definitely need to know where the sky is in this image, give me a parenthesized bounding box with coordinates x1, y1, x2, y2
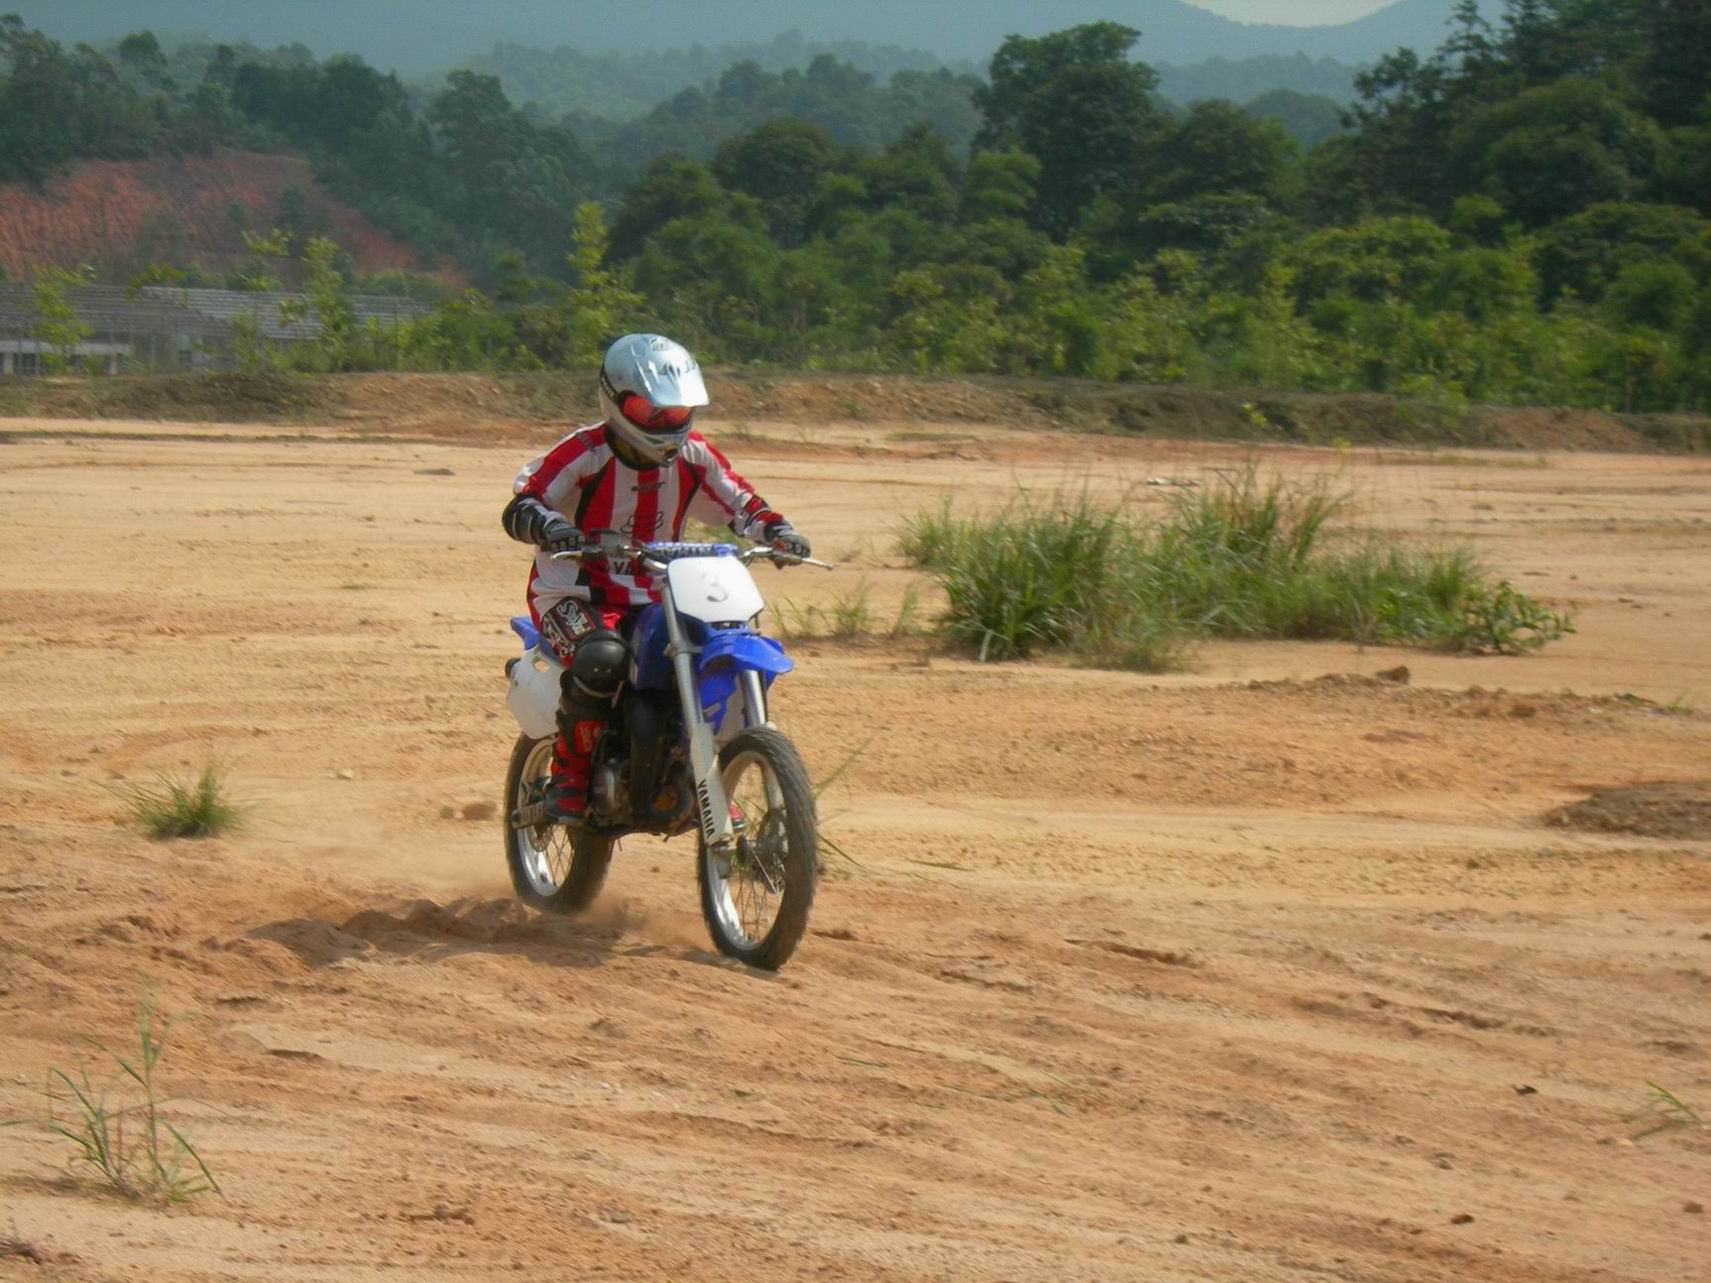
(23, 1, 1450, 71)
(1192, 1, 1392, 20)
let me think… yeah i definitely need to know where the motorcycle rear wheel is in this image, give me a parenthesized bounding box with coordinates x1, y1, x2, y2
(697, 727, 818, 970)
(503, 734, 614, 913)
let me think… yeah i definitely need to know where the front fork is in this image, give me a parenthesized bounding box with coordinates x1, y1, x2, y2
(661, 584, 737, 852)
(662, 590, 786, 854)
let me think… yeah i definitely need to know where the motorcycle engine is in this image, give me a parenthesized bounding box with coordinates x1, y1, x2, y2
(590, 759, 625, 820)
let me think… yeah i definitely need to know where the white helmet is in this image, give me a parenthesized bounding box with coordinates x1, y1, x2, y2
(598, 333, 709, 467)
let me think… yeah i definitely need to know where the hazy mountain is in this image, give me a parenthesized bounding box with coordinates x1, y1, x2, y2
(28, 1, 1493, 73)
(1157, 54, 1358, 106)
(456, 33, 976, 121)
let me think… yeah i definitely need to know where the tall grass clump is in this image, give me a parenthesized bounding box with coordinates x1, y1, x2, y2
(899, 471, 1572, 671)
(3, 990, 220, 1202)
(900, 492, 1193, 669)
(117, 764, 243, 839)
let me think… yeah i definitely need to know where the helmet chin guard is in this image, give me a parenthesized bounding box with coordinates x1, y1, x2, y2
(599, 333, 709, 466)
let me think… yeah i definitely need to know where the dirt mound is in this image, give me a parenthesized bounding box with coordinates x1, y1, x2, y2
(1547, 781, 1711, 839)
(725, 375, 1704, 451)
(0, 149, 460, 282)
(8, 369, 1707, 453)
(12, 370, 341, 422)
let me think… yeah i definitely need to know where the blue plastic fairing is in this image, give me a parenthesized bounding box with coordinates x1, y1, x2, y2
(699, 630, 794, 678)
(509, 616, 541, 651)
(630, 603, 674, 690)
(696, 632, 793, 733)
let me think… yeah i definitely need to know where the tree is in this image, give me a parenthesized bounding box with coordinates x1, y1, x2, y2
(0, 17, 81, 181)
(1146, 100, 1296, 206)
(230, 228, 290, 292)
(712, 119, 842, 246)
(1657, 123, 1711, 213)
(116, 30, 169, 91)
(1500, 0, 1647, 85)
(1284, 217, 1455, 306)
(858, 123, 960, 223)
(634, 211, 782, 357)
(30, 265, 95, 373)
(1604, 258, 1696, 330)
(1637, 0, 1711, 128)
(565, 203, 645, 366)
(302, 235, 355, 368)
(1244, 90, 1345, 148)
(961, 151, 1040, 222)
(1533, 201, 1711, 303)
(1450, 78, 1662, 226)
(610, 155, 729, 260)
(427, 70, 586, 270)
(973, 23, 1167, 238)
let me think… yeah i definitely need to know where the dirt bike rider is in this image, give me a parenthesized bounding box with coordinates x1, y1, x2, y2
(501, 333, 811, 824)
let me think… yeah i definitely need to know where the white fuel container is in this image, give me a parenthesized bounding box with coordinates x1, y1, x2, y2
(506, 645, 564, 741)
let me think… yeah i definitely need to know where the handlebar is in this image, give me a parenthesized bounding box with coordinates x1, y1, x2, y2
(550, 536, 833, 572)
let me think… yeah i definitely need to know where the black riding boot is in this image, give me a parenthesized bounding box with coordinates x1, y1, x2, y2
(546, 628, 628, 823)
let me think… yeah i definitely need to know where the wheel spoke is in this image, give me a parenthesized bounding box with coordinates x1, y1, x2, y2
(515, 740, 574, 898)
(709, 750, 791, 947)
(697, 729, 816, 970)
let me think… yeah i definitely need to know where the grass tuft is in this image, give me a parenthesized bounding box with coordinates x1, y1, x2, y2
(811, 737, 875, 875)
(117, 764, 244, 840)
(771, 582, 878, 641)
(1629, 1082, 1706, 1141)
(889, 584, 925, 638)
(2, 989, 220, 1202)
(899, 470, 1573, 671)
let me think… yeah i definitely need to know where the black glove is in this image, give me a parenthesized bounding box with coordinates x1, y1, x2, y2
(764, 521, 810, 558)
(540, 517, 584, 555)
(503, 493, 577, 550)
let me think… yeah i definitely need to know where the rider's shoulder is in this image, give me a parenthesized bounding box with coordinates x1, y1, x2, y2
(546, 421, 611, 455)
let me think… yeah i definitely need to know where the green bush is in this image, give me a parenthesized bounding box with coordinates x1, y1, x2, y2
(898, 472, 1573, 671)
(899, 491, 1192, 666)
(117, 765, 243, 840)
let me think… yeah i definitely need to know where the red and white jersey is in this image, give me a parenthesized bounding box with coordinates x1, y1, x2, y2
(513, 423, 785, 612)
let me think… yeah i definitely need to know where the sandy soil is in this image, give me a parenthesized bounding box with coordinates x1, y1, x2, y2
(1, 415, 1708, 1282)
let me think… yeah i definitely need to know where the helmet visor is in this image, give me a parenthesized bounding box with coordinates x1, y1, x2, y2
(619, 392, 694, 433)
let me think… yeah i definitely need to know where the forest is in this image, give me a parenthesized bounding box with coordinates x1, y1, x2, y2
(0, 1, 1708, 412)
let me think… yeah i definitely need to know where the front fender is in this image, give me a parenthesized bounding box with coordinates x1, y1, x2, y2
(696, 631, 792, 734)
(699, 630, 794, 679)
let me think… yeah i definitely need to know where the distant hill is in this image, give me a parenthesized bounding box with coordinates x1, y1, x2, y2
(0, 150, 454, 283)
(458, 31, 975, 121)
(1243, 89, 1349, 147)
(1157, 54, 1359, 106)
(29, 1, 1494, 73)
(1100, 0, 1487, 66)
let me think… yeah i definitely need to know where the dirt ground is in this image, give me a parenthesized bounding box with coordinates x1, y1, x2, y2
(1, 412, 1708, 1283)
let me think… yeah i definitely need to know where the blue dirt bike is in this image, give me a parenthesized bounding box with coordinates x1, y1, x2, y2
(502, 537, 829, 970)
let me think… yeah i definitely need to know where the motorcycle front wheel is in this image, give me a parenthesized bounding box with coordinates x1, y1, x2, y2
(503, 734, 614, 913)
(697, 727, 818, 970)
